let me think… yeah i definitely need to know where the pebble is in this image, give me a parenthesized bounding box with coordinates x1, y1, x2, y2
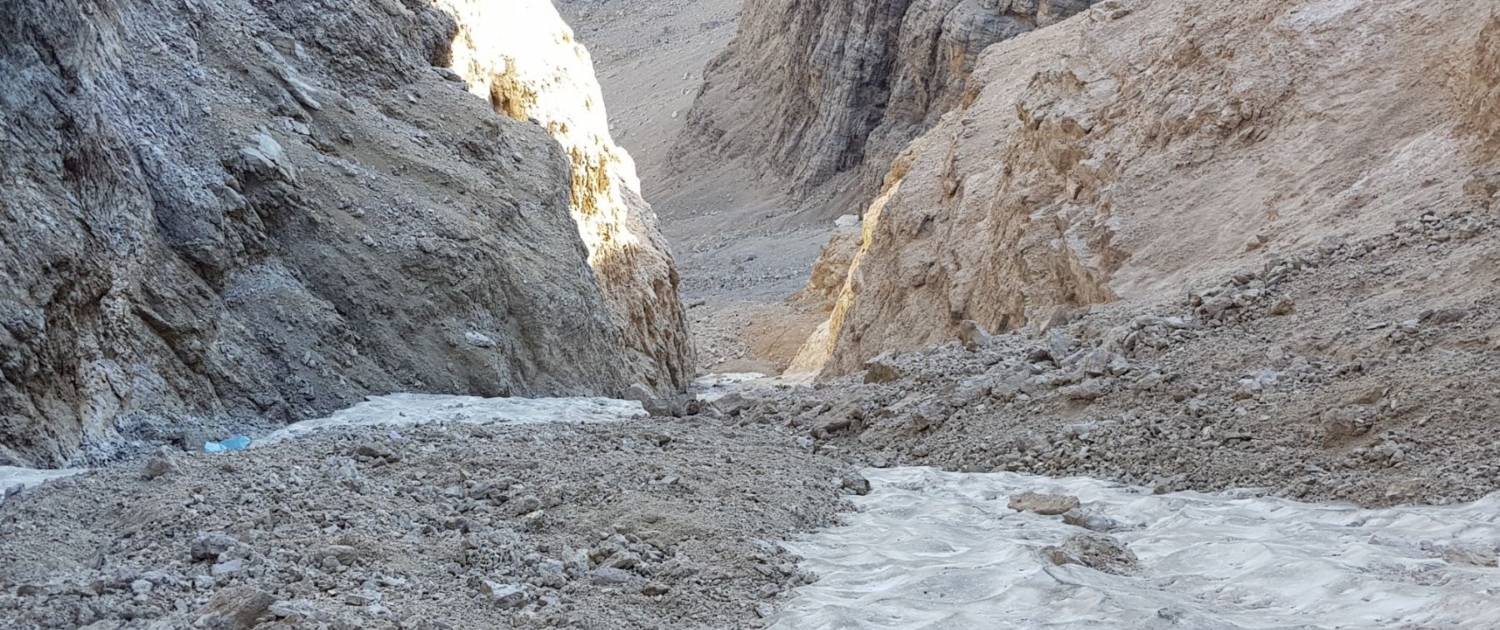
(191, 532, 241, 561)
(1008, 492, 1081, 515)
(839, 471, 872, 496)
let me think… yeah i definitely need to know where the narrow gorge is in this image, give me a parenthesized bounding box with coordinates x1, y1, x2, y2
(3, 0, 1500, 628)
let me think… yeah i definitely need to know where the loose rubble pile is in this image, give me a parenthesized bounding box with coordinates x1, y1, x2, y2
(0, 421, 853, 629)
(717, 210, 1500, 507)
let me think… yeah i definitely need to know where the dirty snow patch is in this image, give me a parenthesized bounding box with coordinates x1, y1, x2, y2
(773, 467, 1500, 630)
(258, 393, 645, 445)
(0, 466, 86, 503)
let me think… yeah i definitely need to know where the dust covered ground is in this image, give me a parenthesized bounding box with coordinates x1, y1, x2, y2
(0, 418, 855, 630)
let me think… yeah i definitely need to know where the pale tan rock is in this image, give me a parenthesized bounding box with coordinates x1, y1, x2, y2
(1009, 492, 1080, 516)
(804, 0, 1500, 376)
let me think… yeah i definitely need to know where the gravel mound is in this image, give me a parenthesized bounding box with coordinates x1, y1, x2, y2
(0, 419, 852, 629)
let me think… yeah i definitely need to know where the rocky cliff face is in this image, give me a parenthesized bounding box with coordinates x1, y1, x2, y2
(438, 0, 696, 392)
(0, 0, 692, 467)
(803, 0, 1500, 375)
(679, 0, 1096, 214)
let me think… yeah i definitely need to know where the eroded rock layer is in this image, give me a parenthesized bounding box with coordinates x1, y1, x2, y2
(807, 0, 1500, 375)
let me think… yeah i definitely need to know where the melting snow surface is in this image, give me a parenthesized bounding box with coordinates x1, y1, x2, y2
(774, 467, 1500, 630)
(0, 466, 85, 503)
(257, 393, 646, 445)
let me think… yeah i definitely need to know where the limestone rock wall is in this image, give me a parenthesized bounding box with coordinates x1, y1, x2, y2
(804, 0, 1500, 375)
(679, 0, 1096, 214)
(438, 0, 696, 393)
(0, 0, 690, 467)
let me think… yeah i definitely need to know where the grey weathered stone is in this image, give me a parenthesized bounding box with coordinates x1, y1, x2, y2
(863, 353, 903, 384)
(1008, 492, 1080, 515)
(194, 587, 274, 629)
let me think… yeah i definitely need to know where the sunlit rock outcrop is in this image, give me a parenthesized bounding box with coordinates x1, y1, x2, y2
(801, 0, 1500, 375)
(438, 0, 696, 393)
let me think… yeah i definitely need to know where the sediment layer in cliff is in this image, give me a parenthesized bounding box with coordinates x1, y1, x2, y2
(802, 0, 1500, 375)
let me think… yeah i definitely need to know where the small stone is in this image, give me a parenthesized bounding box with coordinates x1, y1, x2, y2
(480, 581, 528, 608)
(839, 471, 871, 496)
(643, 582, 671, 596)
(130, 579, 152, 595)
(863, 353, 902, 384)
(1008, 492, 1080, 516)
(589, 567, 633, 584)
(191, 532, 241, 561)
(193, 587, 275, 630)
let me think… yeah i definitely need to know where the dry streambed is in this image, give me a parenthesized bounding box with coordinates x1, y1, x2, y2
(3, 390, 1499, 629)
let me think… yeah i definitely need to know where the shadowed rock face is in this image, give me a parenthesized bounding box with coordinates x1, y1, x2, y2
(0, 0, 692, 467)
(679, 0, 1096, 216)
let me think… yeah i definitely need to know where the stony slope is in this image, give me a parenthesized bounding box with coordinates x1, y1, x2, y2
(677, 0, 1097, 219)
(803, 0, 1500, 375)
(731, 206, 1500, 509)
(0, 0, 692, 467)
(0, 419, 849, 630)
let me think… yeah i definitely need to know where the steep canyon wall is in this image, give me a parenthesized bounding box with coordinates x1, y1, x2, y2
(0, 0, 692, 466)
(679, 0, 1097, 215)
(802, 0, 1500, 375)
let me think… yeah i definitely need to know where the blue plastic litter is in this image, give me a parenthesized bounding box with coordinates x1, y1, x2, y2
(204, 435, 251, 453)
